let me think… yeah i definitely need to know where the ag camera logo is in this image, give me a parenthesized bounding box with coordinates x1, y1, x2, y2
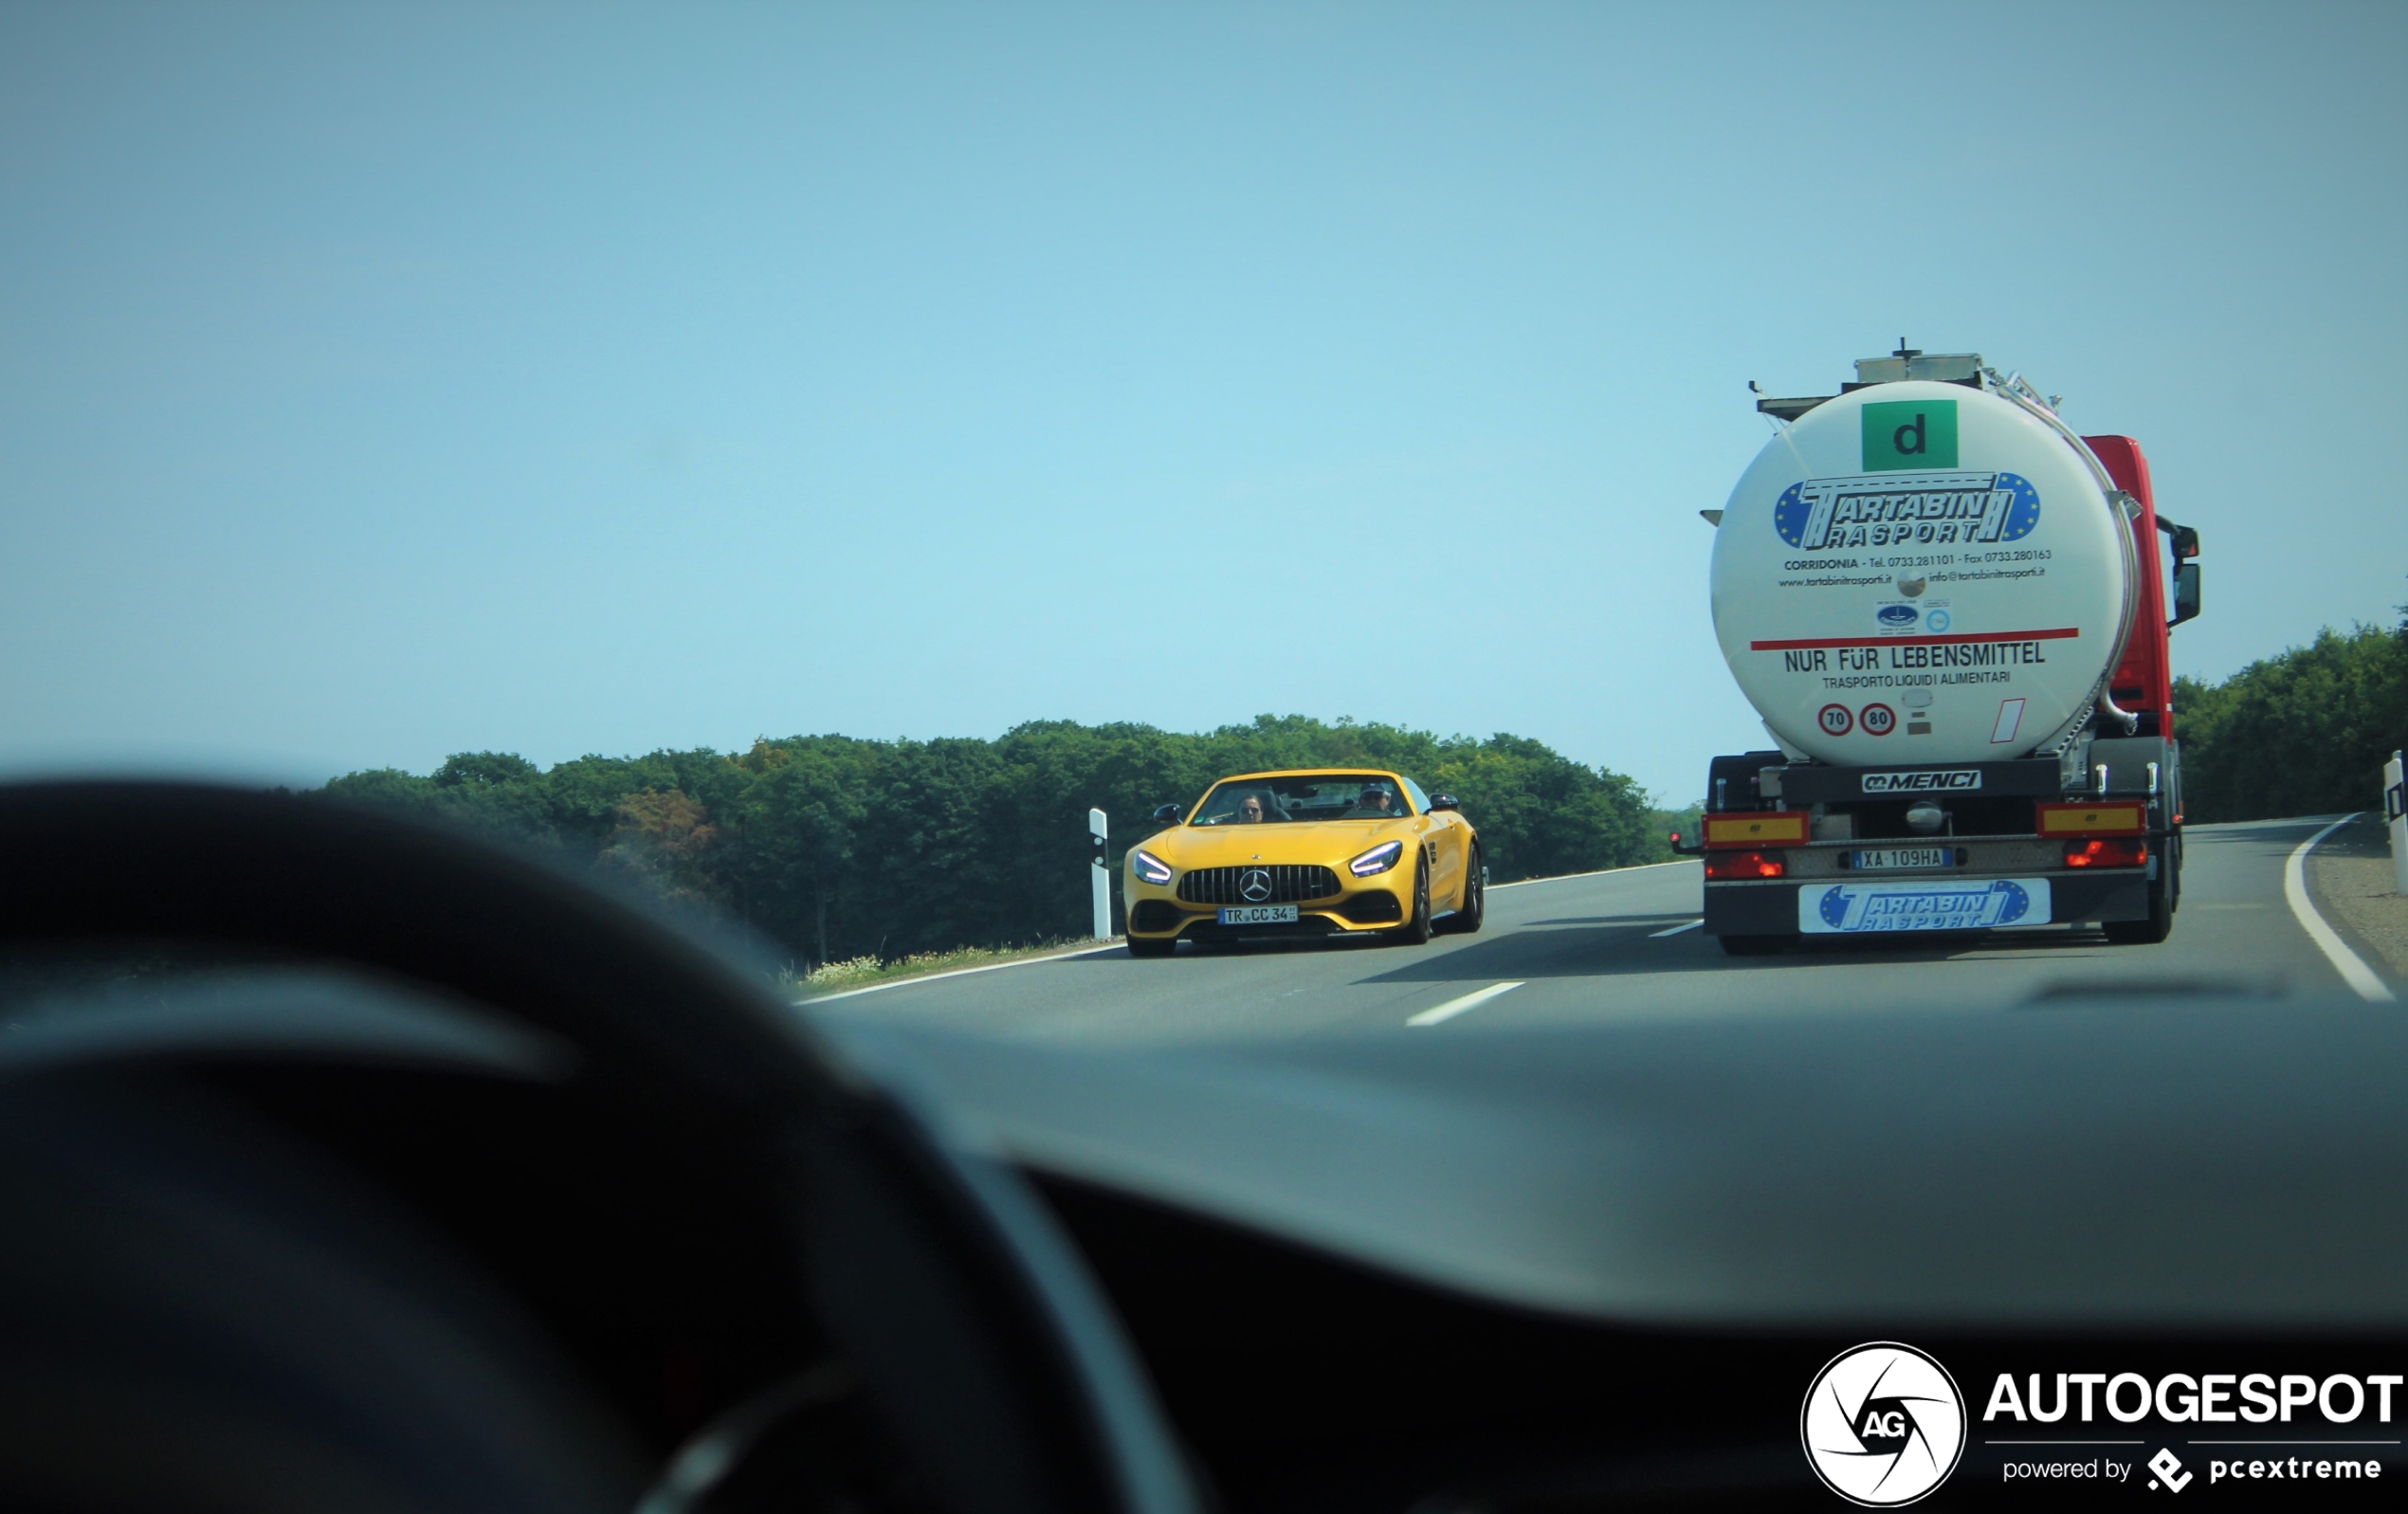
(1802, 1342, 1966, 1506)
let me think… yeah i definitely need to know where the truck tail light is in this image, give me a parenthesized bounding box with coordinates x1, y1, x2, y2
(2064, 837, 2148, 868)
(1706, 849, 1787, 880)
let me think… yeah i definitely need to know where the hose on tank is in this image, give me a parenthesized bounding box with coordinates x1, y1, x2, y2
(1985, 370, 2143, 737)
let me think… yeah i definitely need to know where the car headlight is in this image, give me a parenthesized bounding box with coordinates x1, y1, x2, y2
(1131, 848, 1174, 885)
(1348, 840, 1404, 877)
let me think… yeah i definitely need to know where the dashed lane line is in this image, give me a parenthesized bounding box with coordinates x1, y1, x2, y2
(1406, 981, 1525, 1027)
(1650, 919, 1705, 937)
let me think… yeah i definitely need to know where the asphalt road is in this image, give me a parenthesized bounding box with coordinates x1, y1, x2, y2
(812, 817, 2395, 1049)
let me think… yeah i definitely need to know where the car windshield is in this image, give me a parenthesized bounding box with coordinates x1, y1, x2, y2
(1189, 775, 1409, 825)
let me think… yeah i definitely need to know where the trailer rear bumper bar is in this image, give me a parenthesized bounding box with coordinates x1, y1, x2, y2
(1704, 869, 2155, 936)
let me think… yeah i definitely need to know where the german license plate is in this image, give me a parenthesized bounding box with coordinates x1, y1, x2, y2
(1850, 848, 1957, 871)
(1218, 904, 1298, 925)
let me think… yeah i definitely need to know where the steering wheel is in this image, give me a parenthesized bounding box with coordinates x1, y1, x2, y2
(0, 783, 1197, 1514)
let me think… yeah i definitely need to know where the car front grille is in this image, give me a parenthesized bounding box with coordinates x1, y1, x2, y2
(1177, 864, 1342, 906)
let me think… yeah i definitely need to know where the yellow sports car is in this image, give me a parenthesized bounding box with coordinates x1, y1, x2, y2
(1122, 768, 1484, 956)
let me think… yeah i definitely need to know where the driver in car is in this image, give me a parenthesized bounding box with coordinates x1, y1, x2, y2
(1347, 785, 1400, 817)
(1236, 793, 1275, 823)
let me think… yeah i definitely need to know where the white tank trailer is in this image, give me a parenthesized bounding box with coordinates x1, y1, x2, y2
(1690, 348, 2203, 953)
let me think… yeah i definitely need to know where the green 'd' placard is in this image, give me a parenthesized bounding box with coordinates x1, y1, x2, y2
(1861, 398, 1958, 470)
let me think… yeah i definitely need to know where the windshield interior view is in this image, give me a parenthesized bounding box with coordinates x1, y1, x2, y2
(2, 5, 2403, 1512)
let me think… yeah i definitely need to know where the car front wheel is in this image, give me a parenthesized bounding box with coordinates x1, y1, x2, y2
(1435, 845, 1484, 935)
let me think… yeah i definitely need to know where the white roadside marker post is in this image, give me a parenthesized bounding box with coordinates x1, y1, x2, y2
(2385, 751, 2406, 897)
(1089, 807, 1111, 940)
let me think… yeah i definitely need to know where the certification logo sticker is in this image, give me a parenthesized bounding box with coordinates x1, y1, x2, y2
(1801, 1341, 1966, 1506)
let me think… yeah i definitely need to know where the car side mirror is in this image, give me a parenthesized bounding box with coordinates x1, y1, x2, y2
(1151, 803, 1182, 824)
(2170, 562, 2201, 628)
(1428, 795, 1459, 812)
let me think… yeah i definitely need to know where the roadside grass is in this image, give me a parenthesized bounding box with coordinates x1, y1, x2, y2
(783, 937, 1114, 998)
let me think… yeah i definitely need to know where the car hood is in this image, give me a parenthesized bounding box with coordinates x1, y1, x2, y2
(817, 995, 2408, 1332)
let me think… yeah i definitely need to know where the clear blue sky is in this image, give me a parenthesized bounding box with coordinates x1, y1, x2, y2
(4, 2, 2401, 802)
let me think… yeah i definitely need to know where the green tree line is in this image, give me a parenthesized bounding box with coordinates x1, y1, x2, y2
(319, 716, 1675, 966)
(2174, 610, 2408, 823)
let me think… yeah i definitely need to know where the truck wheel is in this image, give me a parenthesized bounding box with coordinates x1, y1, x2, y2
(1387, 861, 1433, 946)
(1434, 846, 1485, 935)
(1126, 936, 1175, 958)
(2104, 868, 2174, 945)
(1719, 933, 1796, 956)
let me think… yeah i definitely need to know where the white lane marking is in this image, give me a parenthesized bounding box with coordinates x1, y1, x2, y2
(1650, 918, 1705, 937)
(798, 942, 1127, 1005)
(2283, 813, 2395, 1003)
(1407, 980, 1525, 1027)
(1489, 859, 1695, 889)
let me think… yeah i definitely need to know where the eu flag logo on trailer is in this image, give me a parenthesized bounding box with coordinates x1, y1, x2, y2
(1862, 399, 1958, 470)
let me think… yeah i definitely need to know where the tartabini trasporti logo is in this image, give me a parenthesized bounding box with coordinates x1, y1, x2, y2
(1802, 1342, 1967, 1506)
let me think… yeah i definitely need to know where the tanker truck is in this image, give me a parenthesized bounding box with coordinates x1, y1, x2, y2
(1695, 347, 2202, 953)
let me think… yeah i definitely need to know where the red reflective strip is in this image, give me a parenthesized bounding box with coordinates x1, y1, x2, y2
(1748, 628, 2082, 651)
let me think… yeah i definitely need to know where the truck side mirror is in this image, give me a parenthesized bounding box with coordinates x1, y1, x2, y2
(1151, 803, 1182, 824)
(2170, 562, 2201, 628)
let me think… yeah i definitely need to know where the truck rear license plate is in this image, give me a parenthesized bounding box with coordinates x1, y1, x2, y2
(1850, 848, 1957, 871)
(1218, 905, 1299, 925)
(1799, 878, 2052, 934)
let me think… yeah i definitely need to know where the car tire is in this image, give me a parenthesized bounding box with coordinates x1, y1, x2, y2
(2103, 865, 2174, 945)
(1388, 860, 1433, 946)
(1126, 936, 1176, 958)
(1719, 933, 1796, 956)
(1434, 845, 1484, 935)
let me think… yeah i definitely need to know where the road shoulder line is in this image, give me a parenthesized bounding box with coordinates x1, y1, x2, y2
(2284, 813, 2396, 1003)
(1490, 859, 1693, 890)
(797, 942, 1127, 1005)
